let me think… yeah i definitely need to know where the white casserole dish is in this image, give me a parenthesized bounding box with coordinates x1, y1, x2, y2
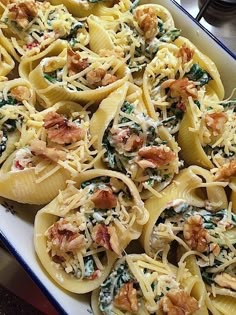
(0, 1, 235, 314)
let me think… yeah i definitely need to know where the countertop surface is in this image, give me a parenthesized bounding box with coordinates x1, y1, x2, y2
(0, 246, 58, 315)
(0, 285, 44, 315)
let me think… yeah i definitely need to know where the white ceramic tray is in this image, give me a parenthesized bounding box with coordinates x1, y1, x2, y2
(0, 1, 235, 314)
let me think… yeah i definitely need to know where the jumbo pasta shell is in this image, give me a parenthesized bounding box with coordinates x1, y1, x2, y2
(0, 44, 15, 76)
(48, 0, 112, 17)
(29, 47, 130, 107)
(88, 15, 115, 53)
(174, 37, 224, 100)
(34, 208, 117, 294)
(0, 151, 70, 204)
(19, 40, 68, 80)
(90, 82, 180, 198)
(0, 130, 20, 165)
(92, 253, 207, 315)
(178, 102, 214, 169)
(141, 166, 228, 256)
(34, 169, 148, 293)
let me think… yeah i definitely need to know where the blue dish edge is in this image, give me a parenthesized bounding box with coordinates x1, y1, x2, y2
(0, 231, 67, 315)
(0, 2, 235, 315)
(170, 0, 236, 60)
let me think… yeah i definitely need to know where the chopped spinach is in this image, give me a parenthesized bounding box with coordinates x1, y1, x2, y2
(121, 101, 134, 114)
(159, 28, 181, 43)
(220, 98, 236, 110)
(62, 22, 83, 44)
(157, 20, 165, 37)
(0, 129, 8, 156)
(80, 176, 110, 189)
(185, 64, 212, 86)
(3, 119, 17, 132)
(84, 255, 95, 278)
(202, 271, 214, 285)
(194, 100, 201, 108)
(99, 262, 134, 315)
(146, 126, 156, 145)
(43, 73, 56, 83)
(0, 96, 17, 107)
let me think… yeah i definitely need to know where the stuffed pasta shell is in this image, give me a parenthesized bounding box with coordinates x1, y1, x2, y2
(0, 44, 15, 77)
(92, 253, 207, 315)
(143, 37, 224, 134)
(90, 83, 181, 199)
(34, 169, 148, 293)
(0, 78, 35, 165)
(88, 4, 180, 73)
(31, 100, 97, 176)
(0, 0, 89, 58)
(141, 165, 228, 259)
(178, 96, 236, 172)
(176, 201, 236, 315)
(0, 100, 97, 204)
(28, 46, 129, 107)
(48, 0, 129, 18)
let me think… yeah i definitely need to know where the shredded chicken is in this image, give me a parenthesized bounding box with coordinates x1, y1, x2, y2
(86, 68, 117, 87)
(214, 273, 236, 291)
(67, 49, 89, 76)
(204, 112, 227, 136)
(114, 282, 138, 313)
(91, 188, 117, 209)
(134, 7, 158, 40)
(183, 215, 209, 252)
(178, 44, 194, 64)
(30, 139, 66, 162)
(8, 0, 38, 28)
(43, 112, 85, 145)
(137, 146, 176, 169)
(161, 78, 198, 99)
(10, 86, 31, 102)
(160, 289, 199, 315)
(214, 160, 236, 181)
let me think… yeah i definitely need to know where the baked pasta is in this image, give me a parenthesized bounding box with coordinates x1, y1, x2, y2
(92, 253, 208, 315)
(34, 169, 148, 293)
(28, 46, 129, 106)
(0, 0, 233, 313)
(141, 165, 228, 259)
(0, 43, 15, 76)
(88, 3, 180, 73)
(0, 0, 89, 58)
(90, 83, 181, 198)
(143, 37, 224, 134)
(0, 78, 35, 165)
(48, 0, 132, 17)
(178, 96, 236, 172)
(0, 99, 98, 203)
